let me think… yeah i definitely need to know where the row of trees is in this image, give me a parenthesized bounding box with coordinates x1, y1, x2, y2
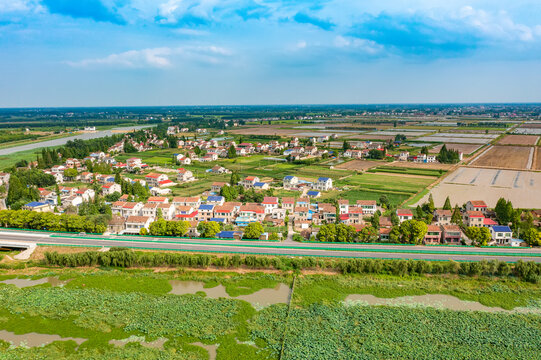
(437, 145, 461, 164)
(43, 249, 541, 283)
(142, 218, 191, 237)
(6, 169, 56, 209)
(0, 209, 106, 234)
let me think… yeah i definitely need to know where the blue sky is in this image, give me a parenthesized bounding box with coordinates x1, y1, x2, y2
(1, 0, 541, 106)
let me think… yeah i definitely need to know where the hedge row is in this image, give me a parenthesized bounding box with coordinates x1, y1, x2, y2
(43, 249, 541, 283)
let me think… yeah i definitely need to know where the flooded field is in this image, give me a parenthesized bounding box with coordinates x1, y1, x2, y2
(169, 280, 290, 307)
(0, 330, 86, 347)
(343, 294, 541, 314)
(0, 276, 69, 288)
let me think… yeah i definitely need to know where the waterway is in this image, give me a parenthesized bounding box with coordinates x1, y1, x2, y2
(0, 125, 154, 156)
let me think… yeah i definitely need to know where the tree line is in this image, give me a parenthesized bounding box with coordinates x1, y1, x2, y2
(0, 209, 106, 234)
(43, 249, 541, 283)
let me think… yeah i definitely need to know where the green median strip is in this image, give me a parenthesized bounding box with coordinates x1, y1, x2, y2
(48, 234, 541, 257)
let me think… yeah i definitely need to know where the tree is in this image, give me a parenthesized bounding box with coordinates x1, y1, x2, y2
(244, 222, 264, 239)
(427, 194, 435, 213)
(522, 228, 540, 247)
(227, 145, 237, 159)
(451, 205, 462, 225)
(342, 140, 351, 151)
(64, 168, 78, 181)
(437, 144, 460, 164)
(139, 228, 148, 235)
(230, 172, 240, 186)
(379, 195, 390, 209)
(371, 212, 380, 229)
(466, 227, 491, 246)
(198, 221, 221, 238)
(495, 198, 514, 225)
(367, 149, 385, 159)
(443, 196, 452, 210)
(123, 140, 137, 153)
(398, 220, 428, 244)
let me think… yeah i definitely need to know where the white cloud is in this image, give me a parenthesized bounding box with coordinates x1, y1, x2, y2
(334, 35, 383, 54)
(66, 45, 232, 69)
(0, 0, 43, 13)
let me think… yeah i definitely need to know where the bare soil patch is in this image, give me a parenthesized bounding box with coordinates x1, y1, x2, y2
(473, 146, 531, 169)
(335, 160, 384, 171)
(497, 135, 539, 146)
(535, 148, 541, 171)
(520, 123, 541, 129)
(383, 161, 454, 170)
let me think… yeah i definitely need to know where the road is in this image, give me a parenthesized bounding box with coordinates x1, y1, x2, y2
(1, 230, 540, 262)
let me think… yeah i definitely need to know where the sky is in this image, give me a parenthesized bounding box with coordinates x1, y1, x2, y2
(1, 0, 541, 107)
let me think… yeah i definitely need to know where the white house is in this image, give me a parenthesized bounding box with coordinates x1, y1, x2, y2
(490, 226, 513, 246)
(313, 177, 333, 191)
(124, 216, 152, 234)
(397, 209, 413, 223)
(262, 196, 279, 214)
(102, 183, 121, 196)
(283, 175, 299, 190)
(356, 200, 377, 215)
(177, 168, 195, 182)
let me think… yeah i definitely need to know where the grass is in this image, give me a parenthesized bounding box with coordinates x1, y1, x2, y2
(367, 166, 445, 177)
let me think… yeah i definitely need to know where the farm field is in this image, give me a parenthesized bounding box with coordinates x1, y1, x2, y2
(334, 159, 384, 171)
(497, 134, 539, 146)
(416, 135, 492, 144)
(380, 161, 454, 171)
(513, 128, 541, 135)
(417, 167, 541, 208)
(428, 143, 482, 155)
(536, 148, 541, 170)
(0, 269, 539, 359)
(344, 134, 395, 140)
(472, 145, 532, 170)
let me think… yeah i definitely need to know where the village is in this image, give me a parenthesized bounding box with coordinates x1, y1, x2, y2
(1, 124, 536, 247)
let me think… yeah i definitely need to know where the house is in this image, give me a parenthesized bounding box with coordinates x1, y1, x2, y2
(262, 196, 279, 214)
(213, 205, 236, 223)
(200, 153, 218, 162)
(107, 216, 125, 234)
(141, 203, 158, 218)
(424, 225, 442, 244)
(356, 200, 377, 215)
(483, 218, 499, 228)
(102, 183, 121, 196)
(510, 238, 527, 247)
(253, 182, 269, 190)
(121, 202, 144, 218)
(23, 201, 52, 212)
(347, 206, 364, 224)
(293, 206, 310, 222)
(158, 179, 176, 188)
(197, 204, 215, 222)
(217, 231, 243, 240)
(211, 182, 227, 193)
(397, 209, 413, 223)
(490, 225, 513, 246)
(158, 203, 176, 220)
(0, 172, 10, 186)
(147, 196, 169, 204)
(442, 225, 462, 244)
(206, 195, 225, 206)
(126, 158, 144, 172)
(433, 209, 452, 225)
(281, 197, 295, 212)
(240, 176, 259, 189)
(307, 190, 320, 198)
(338, 200, 349, 214)
(237, 204, 265, 224)
(177, 168, 195, 182)
(210, 165, 229, 174)
(145, 173, 169, 188)
(466, 200, 488, 215)
(173, 196, 201, 209)
(175, 206, 198, 220)
(174, 154, 192, 165)
(313, 177, 333, 191)
(379, 228, 391, 242)
(76, 188, 95, 202)
(283, 175, 299, 190)
(124, 216, 152, 234)
(464, 211, 485, 227)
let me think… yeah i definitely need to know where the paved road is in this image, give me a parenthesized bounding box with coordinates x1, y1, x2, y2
(1, 230, 540, 262)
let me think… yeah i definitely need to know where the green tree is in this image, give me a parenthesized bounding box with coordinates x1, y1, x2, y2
(244, 222, 264, 239)
(198, 221, 221, 238)
(379, 195, 390, 209)
(342, 140, 351, 151)
(371, 212, 380, 229)
(230, 172, 240, 185)
(451, 205, 463, 225)
(522, 228, 540, 247)
(398, 220, 428, 244)
(495, 198, 514, 225)
(443, 196, 452, 210)
(64, 168, 78, 181)
(227, 144, 237, 159)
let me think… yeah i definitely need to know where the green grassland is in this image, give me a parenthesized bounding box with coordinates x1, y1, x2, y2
(0, 269, 539, 359)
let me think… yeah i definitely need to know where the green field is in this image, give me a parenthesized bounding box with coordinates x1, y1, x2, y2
(0, 269, 539, 359)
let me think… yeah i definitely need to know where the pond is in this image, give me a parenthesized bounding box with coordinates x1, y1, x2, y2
(0, 277, 70, 288)
(169, 281, 291, 307)
(0, 330, 86, 347)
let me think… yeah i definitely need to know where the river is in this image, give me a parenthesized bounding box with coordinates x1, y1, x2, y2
(0, 125, 154, 156)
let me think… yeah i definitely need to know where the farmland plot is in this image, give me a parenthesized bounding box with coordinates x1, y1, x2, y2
(334, 160, 384, 171)
(497, 134, 539, 146)
(472, 146, 532, 169)
(429, 143, 482, 155)
(417, 167, 541, 208)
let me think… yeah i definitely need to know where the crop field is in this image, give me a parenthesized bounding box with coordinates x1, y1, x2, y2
(0, 270, 539, 359)
(366, 166, 446, 178)
(339, 173, 434, 194)
(334, 160, 384, 171)
(344, 134, 395, 140)
(472, 145, 532, 169)
(381, 161, 454, 171)
(512, 128, 541, 135)
(428, 143, 482, 155)
(417, 167, 541, 208)
(416, 134, 495, 144)
(497, 134, 539, 146)
(536, 148, 541, 170)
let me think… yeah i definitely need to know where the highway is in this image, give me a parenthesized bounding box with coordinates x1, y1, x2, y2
(1, 230, 540, 262)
